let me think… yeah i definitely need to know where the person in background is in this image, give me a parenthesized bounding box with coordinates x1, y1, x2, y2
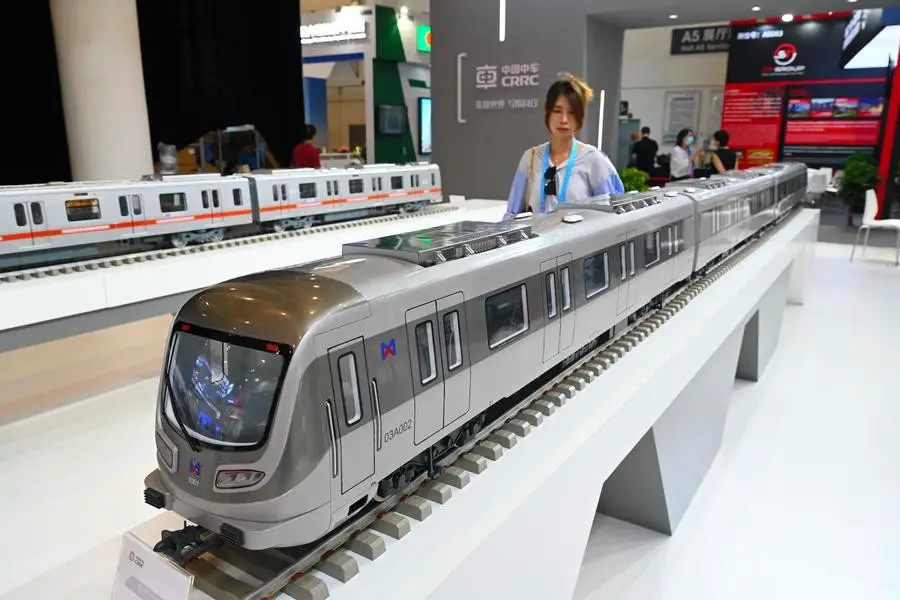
(503, 73, 624, 220)
(669, 128, 699, 180)
(631, 126, 658, 175)
(291, 124, 321, 168)
(709, 130, 738, 173)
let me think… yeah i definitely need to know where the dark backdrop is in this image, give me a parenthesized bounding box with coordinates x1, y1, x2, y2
(136, 0, 305, 166)
(0, 2, 70, 184)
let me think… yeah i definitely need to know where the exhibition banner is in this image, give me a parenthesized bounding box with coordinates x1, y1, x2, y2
(723, 16, 889, 167)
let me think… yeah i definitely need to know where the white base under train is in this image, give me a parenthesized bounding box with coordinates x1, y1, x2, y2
(143, 162, 807, 552)
(0, 163, 441, 256)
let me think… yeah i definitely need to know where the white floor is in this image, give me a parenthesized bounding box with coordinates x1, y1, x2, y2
(0, 241, 898, 599)
(575, 242, 900, 600)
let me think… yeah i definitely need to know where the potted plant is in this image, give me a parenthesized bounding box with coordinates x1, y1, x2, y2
(618, 167, 650, 193)
(839, 152, 880, 226)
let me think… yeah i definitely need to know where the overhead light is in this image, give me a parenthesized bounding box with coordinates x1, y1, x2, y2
(752, 6, 761, 11)
(669, 14, 678, 19)
(781, 13, 794, 22)
(400, 5, 409, 14)
(848, 0, 858, 3)
(499, 0, 506, 42)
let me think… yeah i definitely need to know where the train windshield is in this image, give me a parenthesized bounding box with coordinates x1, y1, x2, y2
(163, 327, 287, 448)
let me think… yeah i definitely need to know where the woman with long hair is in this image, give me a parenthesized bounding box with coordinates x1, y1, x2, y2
(503, 73, 624, 220)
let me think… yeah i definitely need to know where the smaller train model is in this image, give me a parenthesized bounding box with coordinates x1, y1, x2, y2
(144, 161, 807, 555)
(0, 163, 442, 256)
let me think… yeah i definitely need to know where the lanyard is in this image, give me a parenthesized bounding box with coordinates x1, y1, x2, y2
(540, 141, 578, 213)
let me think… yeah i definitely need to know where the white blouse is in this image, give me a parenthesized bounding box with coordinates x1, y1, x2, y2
(670, 145, 692, 179)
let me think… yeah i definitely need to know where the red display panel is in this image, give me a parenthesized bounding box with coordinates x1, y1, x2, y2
(784, 119, 881, 145)
(721, 83, 785, 168)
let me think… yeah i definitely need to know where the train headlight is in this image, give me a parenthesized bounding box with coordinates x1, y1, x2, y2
(155, 433, 176, 471)
(216, 470, 265, 489)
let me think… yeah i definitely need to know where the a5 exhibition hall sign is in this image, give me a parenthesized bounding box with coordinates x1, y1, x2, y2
(726, 19, 886, 83)
(670, 25, 731, 55)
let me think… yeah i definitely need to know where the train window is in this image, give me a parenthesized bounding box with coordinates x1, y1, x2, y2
(667, 227, 674, 256)
(349, 179, 364, 194)
(299, 183, 317, 199)
(561, 267, 572, 311)
(619, 245, 627, 280)
(485, 284, 529, 349)
(327, 181, 332, 196)
(212, 190, 220, 208)
(13, 203, 26, 227)
(119, 196, 129, 217)
(65, 198, 102, 222)
(628, 242, 636, 276)
(30, 203, 44, 225)
(378, 177, 383, 191)
(160, 192, 187, 213)
(202, 190, 210, 209)
(415, 321, 437, 385)
(281, 185, 287, 201)
(545, 272, 558, 319)
(272, 185, 278, 202)
(431, 173, 436, 187)
(645, 231, 660, 267)
(443, 311, 463, 371)
(332, 180, 339, 195)
(232, 188, 243, 206)
(131, 195, 143, 215)
(584, 252, 609, 298)
(391, 176, 403, 190)
(338, 352, 362, 426)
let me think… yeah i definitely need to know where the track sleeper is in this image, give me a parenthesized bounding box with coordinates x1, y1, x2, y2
(282, 574, 330, 600)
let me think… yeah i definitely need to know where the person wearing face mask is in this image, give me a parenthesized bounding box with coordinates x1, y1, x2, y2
(503, 74, 624, 220)
(669, 128, 699, 181)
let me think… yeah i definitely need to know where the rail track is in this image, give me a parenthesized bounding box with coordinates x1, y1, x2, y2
(154, 208, 800, 600)
(0, 204, 459, 285)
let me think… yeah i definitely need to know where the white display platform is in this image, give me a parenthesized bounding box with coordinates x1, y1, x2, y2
(0, 199, 505, 334)
(311, 209, 818, 600)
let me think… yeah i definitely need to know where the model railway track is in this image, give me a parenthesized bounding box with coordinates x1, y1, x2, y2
(0, 205, 458, 285)
(158, 207, 801, 600)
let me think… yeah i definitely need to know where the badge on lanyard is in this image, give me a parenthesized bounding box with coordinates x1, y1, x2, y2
(540, 141, 578, 214)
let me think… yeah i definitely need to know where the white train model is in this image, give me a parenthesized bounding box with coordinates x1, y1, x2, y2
(143, 162, 807, 556)
(0, 163, 442, 255)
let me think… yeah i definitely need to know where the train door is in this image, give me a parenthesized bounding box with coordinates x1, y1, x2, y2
(541, 257, 560, 362)
(557, 254, 575, 354)
(130, 195, 147, 234)
(436, 292, 470, 426)
(7, 203, 34, 250)
(27, 201, 49, 248)
(405, 301, 445, 444)
(210, 188, 224, 223)
(615, 231, 633, 316)
(325, 336, 376, 495)
(626, 237, 639, 308)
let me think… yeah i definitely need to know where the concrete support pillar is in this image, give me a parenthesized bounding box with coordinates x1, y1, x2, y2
(50, 0, 154, 181)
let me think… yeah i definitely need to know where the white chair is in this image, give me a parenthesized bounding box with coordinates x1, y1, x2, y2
(850, 189, 900, 266)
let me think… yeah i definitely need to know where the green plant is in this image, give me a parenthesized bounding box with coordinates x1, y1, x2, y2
(619, 167, 649, 193)
(839, 152, 880, 214)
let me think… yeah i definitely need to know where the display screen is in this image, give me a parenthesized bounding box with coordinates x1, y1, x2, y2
(378, 105, 406, 135)
(418, 97, 432, 155)
(416, 24, 432, 53)
(164, 329, 286, 448)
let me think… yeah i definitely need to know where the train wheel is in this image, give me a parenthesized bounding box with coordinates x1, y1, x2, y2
(171, 234, 189, 248)
(272, 221, 288, 233)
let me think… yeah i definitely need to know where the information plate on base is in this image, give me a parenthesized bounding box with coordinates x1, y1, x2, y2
(111, 532, 194, 600)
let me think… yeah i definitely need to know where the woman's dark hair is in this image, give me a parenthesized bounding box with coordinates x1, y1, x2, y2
(543, 73, 593, 132)
(675, 128, 694, 147)
(713, 130, 730, 146)
(302, 124, 317, 142)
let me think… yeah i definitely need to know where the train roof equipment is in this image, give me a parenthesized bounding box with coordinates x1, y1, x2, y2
(342, 220, 534, 267)
(563, 191, 664, 214)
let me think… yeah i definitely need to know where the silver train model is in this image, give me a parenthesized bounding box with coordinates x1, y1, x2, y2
(144, 162, 807, 553)
(0, 163, 441, 254)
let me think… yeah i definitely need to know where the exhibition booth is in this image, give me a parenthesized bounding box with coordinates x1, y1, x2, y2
(301, 4, 433, 164)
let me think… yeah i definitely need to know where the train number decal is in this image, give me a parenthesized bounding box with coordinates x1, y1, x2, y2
(384, 419, 413, 445)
